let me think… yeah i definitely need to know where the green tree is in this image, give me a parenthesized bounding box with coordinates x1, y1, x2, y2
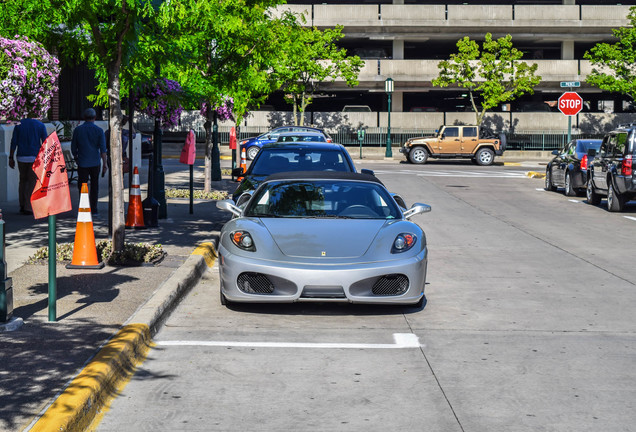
(158, 0, 294, 189)
(584, 6, 636, 100)
(0, 0, 159, 252)
(275, 25, 363, 126)
(433, 33, 541, 125)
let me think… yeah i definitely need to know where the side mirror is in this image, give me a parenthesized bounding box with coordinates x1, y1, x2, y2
(587, 149, 597, 157)
(360, 168, 375, 176)
(267, 134, 272, 140)
(232, 167, 245, 178)
(403, 203, 431, 219)
(216, 199, 242, 217)
(552, 150, 559, 155)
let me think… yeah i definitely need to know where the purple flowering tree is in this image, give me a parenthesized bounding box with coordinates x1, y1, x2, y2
(0, 36, 60, 120)
(132, 78, 185, 129)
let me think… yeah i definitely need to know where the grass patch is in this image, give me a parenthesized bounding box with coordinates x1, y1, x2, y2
(29, 241, 165, 266)
(165, 188, 228, 200)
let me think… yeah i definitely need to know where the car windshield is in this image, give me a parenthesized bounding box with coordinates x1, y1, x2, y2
(249, 149, 351, 176)
(244, 180, 401, 220)
(277, 134, 326, 143)
(575, 140, 602, 153)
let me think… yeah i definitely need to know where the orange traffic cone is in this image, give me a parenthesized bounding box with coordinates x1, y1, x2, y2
(66, 183, 104, 269)
(237, 148, 247, 182)
(126, 166, 145, 229)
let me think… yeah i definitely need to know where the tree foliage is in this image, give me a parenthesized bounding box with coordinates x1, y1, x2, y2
(584, 6, 636, 100)
(275, 24, 363, 126)
(157, 0, 295, 188)
(433, 33, 541, 125)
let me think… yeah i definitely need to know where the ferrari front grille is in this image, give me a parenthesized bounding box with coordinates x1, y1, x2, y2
(372, 274, 409, 296)
(237, 272, 274, 294)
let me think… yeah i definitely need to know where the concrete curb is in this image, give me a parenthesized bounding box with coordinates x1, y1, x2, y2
(526, 171, 547, 179)
(27, 240, 218, 432)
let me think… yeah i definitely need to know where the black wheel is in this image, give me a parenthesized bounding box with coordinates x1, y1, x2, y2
(475, 148, 495, 166)
(586, 178, 601, 205)
(408, 147, 429, 164)
(246, 146, 260, 160)
(564, 172, 576, 196)
(607, 182, 626, 212)
(545, 167, 557, 192)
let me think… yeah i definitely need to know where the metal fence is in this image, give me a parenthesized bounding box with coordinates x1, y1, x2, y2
(135, 121, 605, 152)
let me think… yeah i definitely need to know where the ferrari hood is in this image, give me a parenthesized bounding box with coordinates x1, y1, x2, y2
(261, 219, 387, 258)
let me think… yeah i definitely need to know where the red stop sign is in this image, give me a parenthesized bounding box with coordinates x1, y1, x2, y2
(558, 92, 583, 116)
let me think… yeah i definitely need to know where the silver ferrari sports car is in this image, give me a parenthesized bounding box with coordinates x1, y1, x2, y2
(216, 171, 431, 307)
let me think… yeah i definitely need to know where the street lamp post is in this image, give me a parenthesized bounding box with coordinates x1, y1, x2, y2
(385, 78, 394, 158)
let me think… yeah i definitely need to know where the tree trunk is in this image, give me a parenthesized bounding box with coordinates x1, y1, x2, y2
(204, 105, 212, 193)
(107, 64, 125, 252)
(299, 93, 305, 126)
(292, 95, 299, 126)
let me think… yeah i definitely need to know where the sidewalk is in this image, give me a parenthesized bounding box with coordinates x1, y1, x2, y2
(0, 158, 233, 432)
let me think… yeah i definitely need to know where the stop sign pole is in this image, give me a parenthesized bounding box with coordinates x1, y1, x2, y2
(558, 90, 583, 143)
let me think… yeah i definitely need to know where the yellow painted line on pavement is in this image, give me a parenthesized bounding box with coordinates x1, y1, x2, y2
(192, 241, 218, 268)
(503, 162, 521, 166)
(30, 324, 152, 432)
(526, 171, 546, 179)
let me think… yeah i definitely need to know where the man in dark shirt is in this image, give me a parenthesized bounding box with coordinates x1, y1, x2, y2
(71, 108, 108, 215)
(9, 116, 48, 215)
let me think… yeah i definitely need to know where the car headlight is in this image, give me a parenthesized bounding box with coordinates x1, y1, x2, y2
(391, 233, 416, 253)
(240, 139, 248, 146)
(231, 230, 256, 252)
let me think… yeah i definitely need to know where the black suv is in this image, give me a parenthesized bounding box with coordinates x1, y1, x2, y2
(587, 126, 635, 212)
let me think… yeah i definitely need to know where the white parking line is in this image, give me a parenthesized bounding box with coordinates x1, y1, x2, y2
(156, 333, 422, 349)
(536, 188, 545, 191)
(624, 216, 636, 222)
(568, 199, 582, 203)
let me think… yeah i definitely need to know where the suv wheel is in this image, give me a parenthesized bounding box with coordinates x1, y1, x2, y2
(586, 178, 601, 205)
(409, 147, 429, 164)
(475, 148, 495, 166)
(246, 146, 260, 160)
(564, 172, 576, 196)
(607, 182, 626, 212)
(545, 168, 557, 192)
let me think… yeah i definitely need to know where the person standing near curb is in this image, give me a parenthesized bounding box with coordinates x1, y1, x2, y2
(8, 115, 48, 215)
(71, 108, 108, 215)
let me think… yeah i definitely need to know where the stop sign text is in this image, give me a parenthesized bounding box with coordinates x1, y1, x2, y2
(558, 92, 583, 116)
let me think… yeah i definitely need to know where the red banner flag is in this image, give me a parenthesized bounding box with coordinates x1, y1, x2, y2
(30, 131, 72, 219)
(179, 129, 196, 165)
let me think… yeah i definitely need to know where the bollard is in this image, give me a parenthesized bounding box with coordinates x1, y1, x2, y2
(0, 209, 14, 322)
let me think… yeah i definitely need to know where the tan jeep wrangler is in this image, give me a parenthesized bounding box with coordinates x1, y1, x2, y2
(400, 125, 506, 166)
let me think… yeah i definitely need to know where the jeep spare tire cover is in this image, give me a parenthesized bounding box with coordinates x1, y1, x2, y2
(499, 133, 507, 151)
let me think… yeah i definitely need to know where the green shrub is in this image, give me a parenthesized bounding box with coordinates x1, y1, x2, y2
(164, 188, 228, 200)
(28, 241, 164, 266)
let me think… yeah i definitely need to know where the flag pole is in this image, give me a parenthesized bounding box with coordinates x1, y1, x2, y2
(48, 214, 56, 321)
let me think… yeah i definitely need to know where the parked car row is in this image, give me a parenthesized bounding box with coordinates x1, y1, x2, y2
(239, 126, 332, 160)
(219, 129, 432, 308)
(546, 125, 636, 212)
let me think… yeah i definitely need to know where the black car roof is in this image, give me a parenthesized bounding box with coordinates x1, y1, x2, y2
(261, 142, 344, 151)
(263, 171, 383, 185)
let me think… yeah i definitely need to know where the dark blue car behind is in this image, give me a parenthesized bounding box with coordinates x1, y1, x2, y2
(240, 126, 332, 160)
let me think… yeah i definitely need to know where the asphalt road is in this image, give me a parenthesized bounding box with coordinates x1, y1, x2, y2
(97, 161, 636, 432)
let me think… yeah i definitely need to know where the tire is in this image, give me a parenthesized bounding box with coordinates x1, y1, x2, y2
(408, 147, 429, 164)
(607, 182, 626, 212)
(545, 167, 557, 192)
(564, 172, 576, 196)
(475, 148, 495, 166)
(586, 177, 601, 205)
(246, 146, 260, 160)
